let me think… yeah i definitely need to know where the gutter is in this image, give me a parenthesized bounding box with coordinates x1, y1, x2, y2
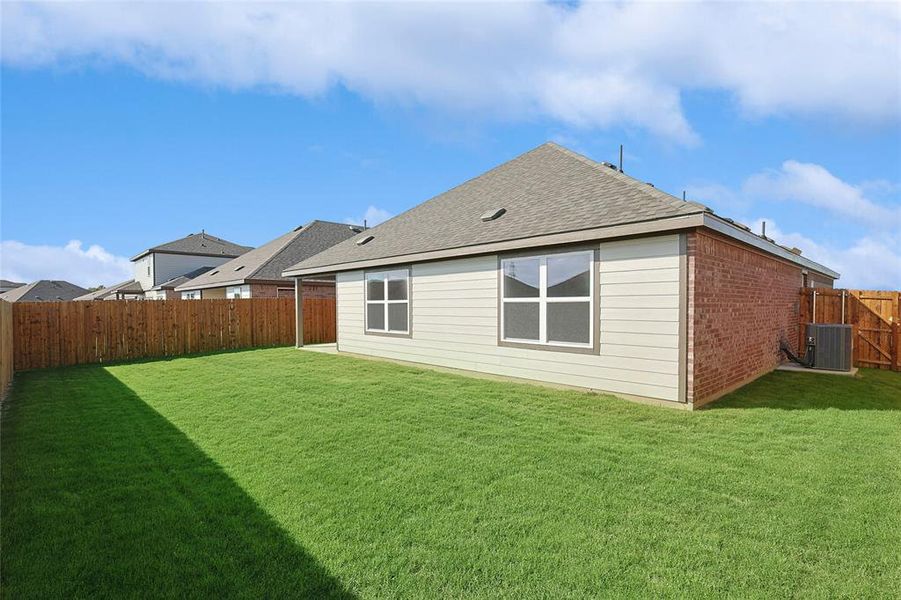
(282, 213, 707, 277)
(701, 214, 839, 279)
(282, 212, 839, 280)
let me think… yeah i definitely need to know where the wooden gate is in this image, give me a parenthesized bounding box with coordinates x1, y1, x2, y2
(799, 289, 900, 370)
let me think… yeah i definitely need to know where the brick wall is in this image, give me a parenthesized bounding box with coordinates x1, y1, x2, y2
(300, 281, 336, 300)
(807, 272, 834, 289)
(250, 284, 281, 299)
(687, 230, 803, 407)
(249, 281, 335, 299)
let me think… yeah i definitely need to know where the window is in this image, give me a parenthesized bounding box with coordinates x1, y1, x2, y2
(365, 269, 410, 334)
(181, 290, 200, 300)
(501, 250, 594, 349)
(227, 284, 250, 299)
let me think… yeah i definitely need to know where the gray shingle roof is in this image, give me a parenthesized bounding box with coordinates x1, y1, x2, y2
(175, 221, 359, 291)
(285, 142, 710, 274)
(0, 280, 89, 302)
(131, 232, 252, 261)
(152, 266, 216, 291)
(73, 279, 144, 301)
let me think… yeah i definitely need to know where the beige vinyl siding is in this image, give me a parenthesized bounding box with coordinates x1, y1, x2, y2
(336, 234, 683, 401)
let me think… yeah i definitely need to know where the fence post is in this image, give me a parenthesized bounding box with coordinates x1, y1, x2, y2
(890, 319, 901, 371)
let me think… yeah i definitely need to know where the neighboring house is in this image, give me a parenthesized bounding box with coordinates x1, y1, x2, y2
(131, 231, 252, 300)
(283, 142, 838, 409)
(0, 280, 89, 302)
(147, 266, 215, 300)
(176, 221, 360, 299)
(74, 279, 145, 301)
(0, 280, 25, 294)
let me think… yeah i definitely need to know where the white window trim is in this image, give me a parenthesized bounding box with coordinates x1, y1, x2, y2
(365, 269, 411, 335)
(500, 250, 594, 349)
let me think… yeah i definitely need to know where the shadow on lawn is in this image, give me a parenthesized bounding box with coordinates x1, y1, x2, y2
(709, 368, 901, 411)
(1, 366, 356, 598)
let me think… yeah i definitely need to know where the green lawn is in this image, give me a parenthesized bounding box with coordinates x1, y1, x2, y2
(2, 348, 900, 598)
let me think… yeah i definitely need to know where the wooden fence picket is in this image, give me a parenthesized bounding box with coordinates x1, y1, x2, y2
(10, 297, 335, 371)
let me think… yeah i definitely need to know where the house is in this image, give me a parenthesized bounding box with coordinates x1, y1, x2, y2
(73, 279, 145, 301)
(175, 221, 360, 299)
(283, 143, 838, 409)
(131, 231, 252, 300)
(0, 280, 25, 294)
(0, 280, 89, 302)
(147, 266, 215, 299)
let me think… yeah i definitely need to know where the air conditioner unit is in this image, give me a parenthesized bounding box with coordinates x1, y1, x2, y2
(805, 324, 852, 371)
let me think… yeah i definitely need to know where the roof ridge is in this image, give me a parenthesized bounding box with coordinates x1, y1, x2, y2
(544, 142, 711, 214)
(246, 227, 309, 279)
(337, 143, 559, 244)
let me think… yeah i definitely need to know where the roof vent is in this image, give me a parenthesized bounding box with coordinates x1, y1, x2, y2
(234, 266, 244, 272)
(209, 270, 219, 276)
(601, 161, 618, 170)
(646, 182, 655, 188)
(356, 235, 375, 246)
(480, 208, 506, 222)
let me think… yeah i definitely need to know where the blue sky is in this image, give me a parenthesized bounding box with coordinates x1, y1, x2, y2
(1, 2, 899, 289)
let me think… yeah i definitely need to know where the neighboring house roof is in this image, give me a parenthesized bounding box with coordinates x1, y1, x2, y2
(74, 279, 145, 301)
(0, 280, 25, 290)
(0, 280, 89, 302)
(131, 231, 252, 261)
(283, 142, 838, 279)
(151, 266, 216, 291)
(176, 221, 359, 292)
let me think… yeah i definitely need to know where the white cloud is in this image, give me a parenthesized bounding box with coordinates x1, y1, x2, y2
(2, 2, 898, 144)
(744, 161, 901, 229)
(685, 182, 751, 214)
(747, 219, 901, 291)
(0, 240, 132, 288)
(345, 205, 392, 228)
(690, 159, 900, 289)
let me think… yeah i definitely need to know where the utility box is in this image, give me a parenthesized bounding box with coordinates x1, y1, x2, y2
(805, 324, 853, 371)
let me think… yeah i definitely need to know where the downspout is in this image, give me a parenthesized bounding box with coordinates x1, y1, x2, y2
(295, 277, 304, 348)
(841, 290, 846, 324)
(812, 289, 817, 324)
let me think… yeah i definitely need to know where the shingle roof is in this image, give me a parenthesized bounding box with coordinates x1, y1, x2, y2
(73, 279, 144, 301)
(131, 232, 252, 261)
(0, 280, 25, 289)
(175, 221, 359, 291)
(284, 142, 710, 274)
(0, 280, 88, 302)
(152, 266, 216, 291)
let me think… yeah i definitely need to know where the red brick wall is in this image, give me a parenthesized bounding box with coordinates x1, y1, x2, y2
(249, 281, 335, 299)
(687, 230, 803, 406)
(300, 281, 335, 300)
(807, 272, 834, 289)
(250, 284, 280, 298)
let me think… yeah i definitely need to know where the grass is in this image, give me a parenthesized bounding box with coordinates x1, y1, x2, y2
(2, 348, 900, 598)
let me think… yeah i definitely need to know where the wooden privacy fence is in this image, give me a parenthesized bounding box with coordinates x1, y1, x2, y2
(800, 289, 900, 371)
(12, 297, 336, 371)
(1, 300, 13, 399)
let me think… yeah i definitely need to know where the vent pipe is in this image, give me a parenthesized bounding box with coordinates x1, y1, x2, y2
(619, 144, 624, 172)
